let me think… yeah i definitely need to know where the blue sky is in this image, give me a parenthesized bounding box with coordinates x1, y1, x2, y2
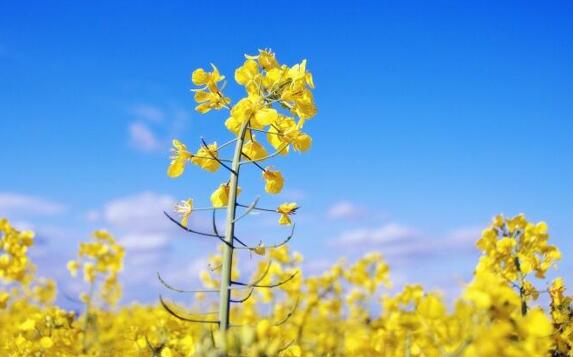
(1, 1, 572, 306)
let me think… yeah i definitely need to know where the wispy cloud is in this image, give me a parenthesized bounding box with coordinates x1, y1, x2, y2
(130, 104, 165, 123)
(128, 121, 160, 152)
(335, 223, 421, 246)
(103, 191, 175, 235)
(332, 222, 480, 259)
(327, 200, 367, 220)
(0, 193, 66, 216)
(126, 104, 190, 153)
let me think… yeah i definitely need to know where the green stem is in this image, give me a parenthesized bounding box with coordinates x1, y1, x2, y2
(82, 281, 95, 353)
(218, 120, 250, 331)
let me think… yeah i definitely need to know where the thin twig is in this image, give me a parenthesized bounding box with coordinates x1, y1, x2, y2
(164, 211, 233, 248)
(247, 127, 286, 137)
(235, 223, 296, 250)
(233, 197, 260, 223)
(230, 288, 255, 303)
(240, 151, 266, 172)
(218, 138, 238, 150)
(274, 298, 300, 326)
(157, 272, 219, 293)
(200, 137, 237, 174)
(239, 143, 289, 165)
(231, 270, 298, 288)
(159, 296, 219, 324)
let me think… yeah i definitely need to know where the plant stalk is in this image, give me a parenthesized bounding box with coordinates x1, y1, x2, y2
(218, 120, 250, 331)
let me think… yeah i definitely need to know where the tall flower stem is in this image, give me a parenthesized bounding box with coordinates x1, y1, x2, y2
(218, 120, 250, 331)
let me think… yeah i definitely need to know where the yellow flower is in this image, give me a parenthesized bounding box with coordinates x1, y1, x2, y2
(0, 291, 9, 309)
(246, 49, 279, 71)
(252, 107, 278, 128)
(267, 116, 312, 154)
(191, 142, 220, 172)
(235, 59, 261, 95)
(210, 183, 241, 208)
(167, 139, 193, 178)
(192, 64, 224, 88)
(161, 347, 173, 357)
(67, 260, 79, 277)
(83, 262, 96, 283)
(19, 318, 35, 331)
(191, 64, 230, 113)
(40, 336, 54, 349)
(224, 96, 262, 134)
(277, 202, 298, 225)
(175, 199, 193, 227)
(251, 242, 266, 256)
(194, 90, 231, 113)
(242, 139, 268, 161)
(262, 167, 284, 194)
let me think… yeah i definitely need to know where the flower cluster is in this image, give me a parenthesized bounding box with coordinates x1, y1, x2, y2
(0, 218, 35, 284)
(167, 50, 316, 226)
(67, 229, 125, 307)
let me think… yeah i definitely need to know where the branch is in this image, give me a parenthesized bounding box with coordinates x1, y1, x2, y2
(164, 211, 233, 248)
(200, 137, 237, 174)
(239, 143, 289, 165)
(274, 298, 300, 326)
(233, 197, 260, 223)
(212, 209, 220, 237)
(230, 288, 254, 303)
(159, 296, 219, 324)
(218, 137, 238, 150)
(191, 155, 232, 163)
(157, 272, 260, 294)
(247, 127, 286, 137)
(157, 272, 220, 293)
(235, 223, 296, 251)
(277, 339, 296, 353)
(240, 151, 266, 172)
(236, 203, 300, 215)
(231, 270, 298, 289)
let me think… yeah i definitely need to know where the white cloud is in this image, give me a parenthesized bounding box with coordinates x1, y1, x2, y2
(335, 223, 421, 246)
(0, 193, 66, 216)
(128, 121, 159, 152)
(103, 191, 175, 233)
(85, 210, 100, 222)
(119, 233, 171, 251)
(131, 104, 165, 123)
(333, 222, 481, 260)
(327, 201, 367, 220)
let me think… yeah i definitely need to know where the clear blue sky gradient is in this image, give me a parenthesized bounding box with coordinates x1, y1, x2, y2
(1, 1, 572, 304)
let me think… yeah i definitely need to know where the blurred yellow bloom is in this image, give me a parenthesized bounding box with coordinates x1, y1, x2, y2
(83, 263, 96, 283)
(251, 242, 266, 256)
(67, 260, 79, 277)
(40, 336, 53, 349)
(0, 292, 9, 309)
